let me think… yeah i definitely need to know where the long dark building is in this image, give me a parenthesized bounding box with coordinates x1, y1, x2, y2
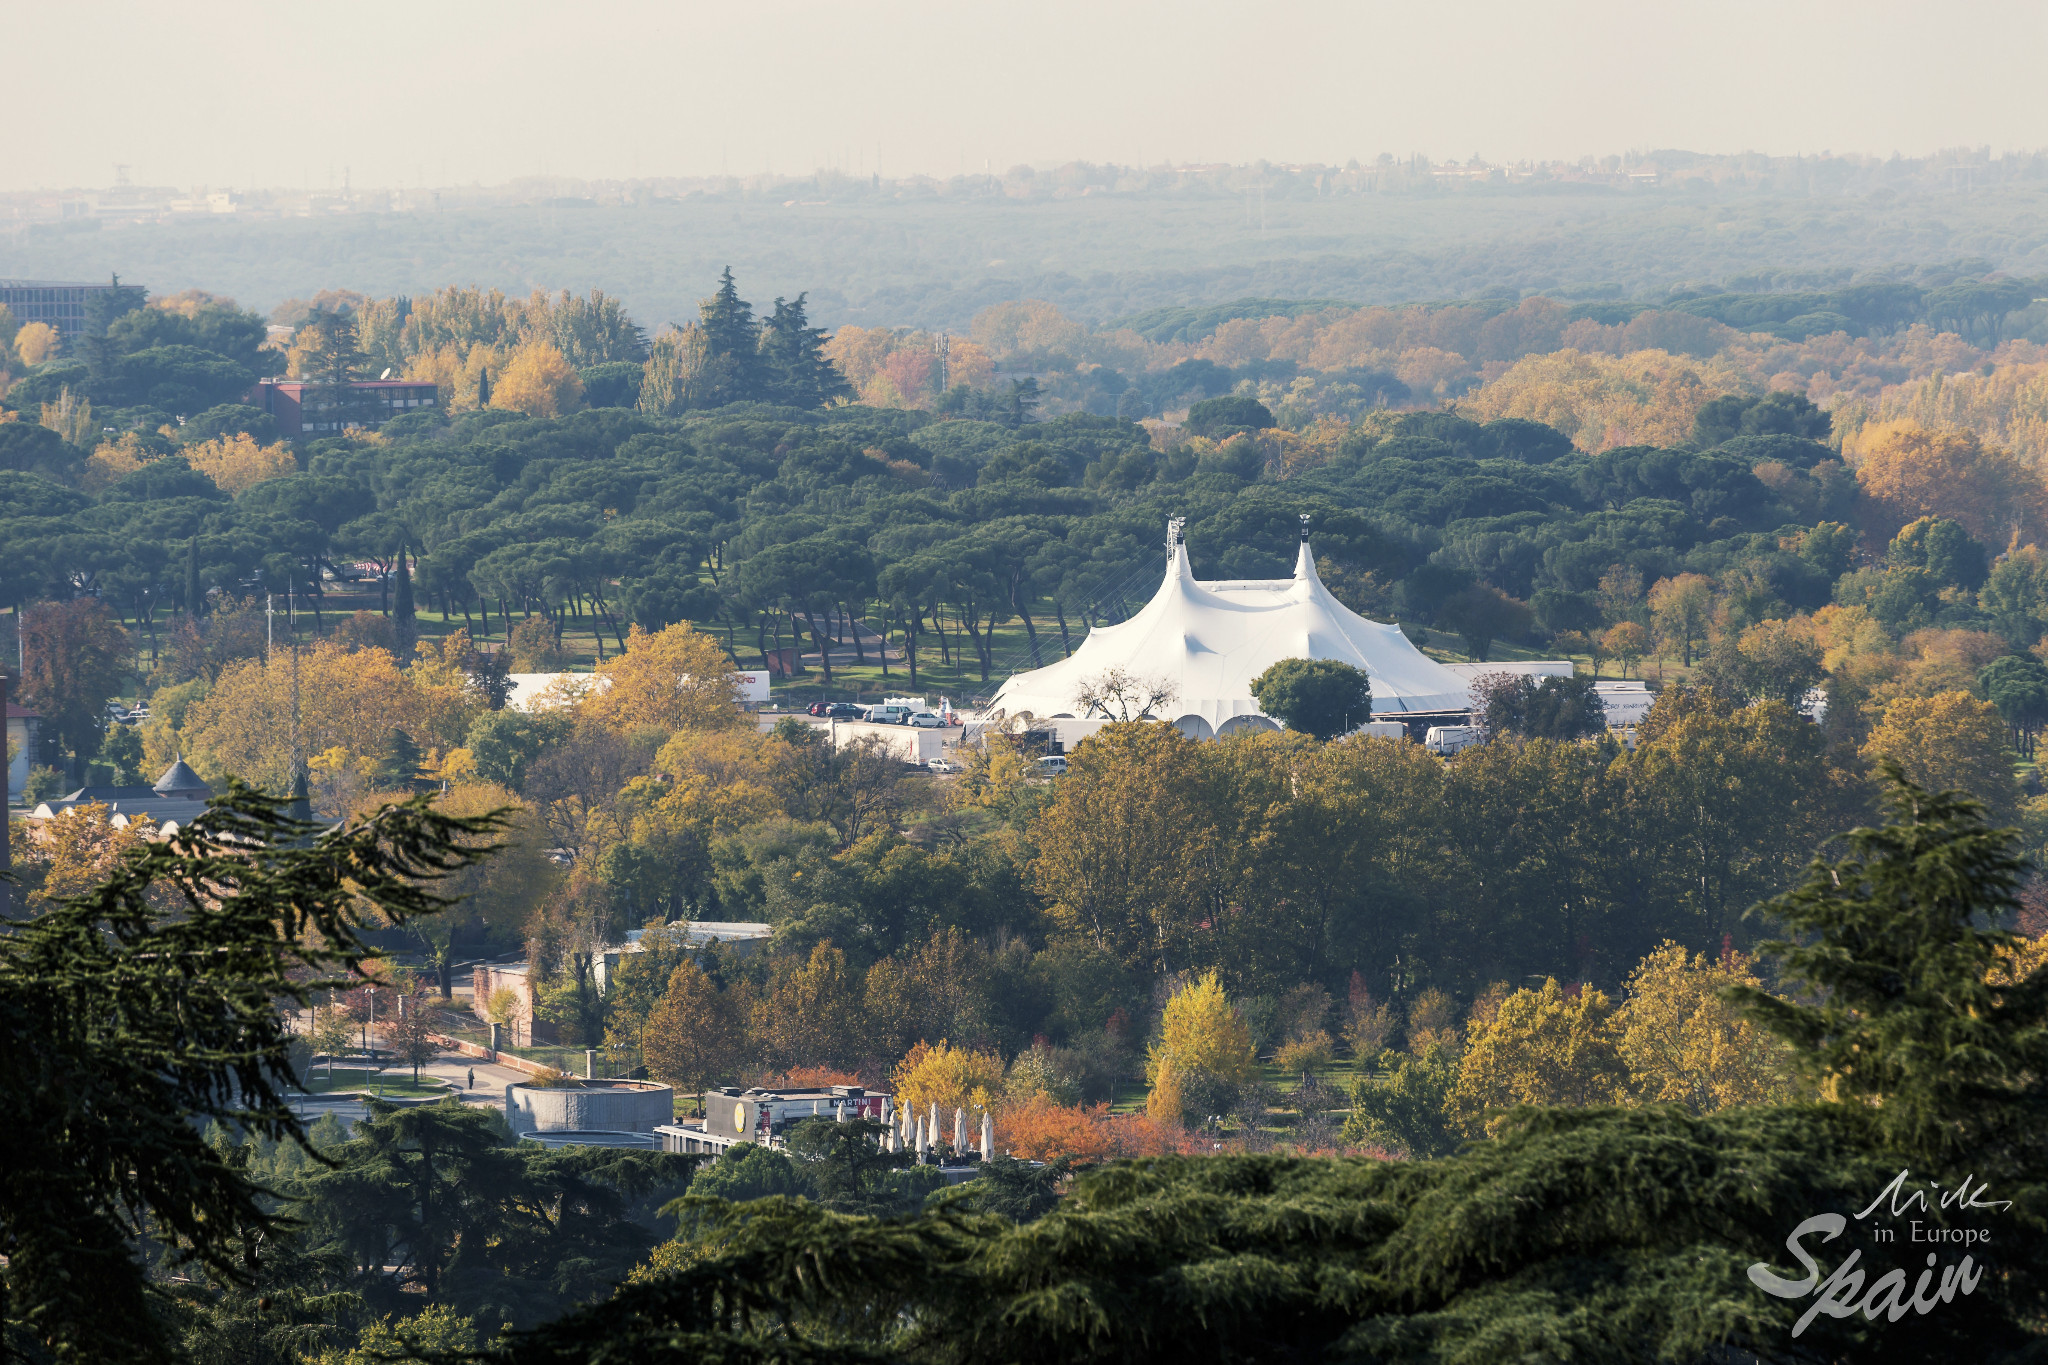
(0, 278, 119, 340)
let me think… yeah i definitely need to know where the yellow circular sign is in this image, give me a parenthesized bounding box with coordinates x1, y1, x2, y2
(734, 1102, 746, 1130)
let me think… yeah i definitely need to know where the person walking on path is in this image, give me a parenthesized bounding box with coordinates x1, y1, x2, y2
(467, 1068, 475, 1090)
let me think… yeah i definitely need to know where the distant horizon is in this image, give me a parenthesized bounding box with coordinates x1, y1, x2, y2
(10, 1, 2047, 192)
(3, 145, 2044, 199)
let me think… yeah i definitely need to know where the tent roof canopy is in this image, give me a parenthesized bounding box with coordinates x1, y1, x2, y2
(987, 520, 1474, 733)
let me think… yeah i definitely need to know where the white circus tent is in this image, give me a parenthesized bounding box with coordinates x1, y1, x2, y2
(986, 521, 1473, 736)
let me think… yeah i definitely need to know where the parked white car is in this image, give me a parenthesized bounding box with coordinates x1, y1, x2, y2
(927, 758, 959, 774)
(908, 711, 945, 728)
(1036, 754, 1069, 776)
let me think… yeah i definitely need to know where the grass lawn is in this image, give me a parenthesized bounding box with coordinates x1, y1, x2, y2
(301, 1067, 451, 1098)
(1105, 1054, 1368, 1125)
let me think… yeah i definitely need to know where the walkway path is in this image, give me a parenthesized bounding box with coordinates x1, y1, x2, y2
(289, 1046, 534, 1130)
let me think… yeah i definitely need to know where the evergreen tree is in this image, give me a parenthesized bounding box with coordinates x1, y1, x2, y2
(759, 293, 851, 409)
(1248, 657, 1372, 740)
(377, 727, 424, 790)
(0, 784, 502, 1359)
(695, 267, 763, 403)
(393, 541, 417, 657)
(1732, 763, 2048, 1174)
(1000, 376, 1040, 426)
(297, 309, 375, 429)
(277, 1100, 688, 1328)
(78, 272, 148, 384)
(185, 535, 204, 617)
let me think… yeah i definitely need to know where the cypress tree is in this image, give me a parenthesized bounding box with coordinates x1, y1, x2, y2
(393, 541, 417, 657)
(184, 537, 203, 617)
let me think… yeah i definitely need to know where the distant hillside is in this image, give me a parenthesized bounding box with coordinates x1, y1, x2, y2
(1108, 299, 1353, 344)
(6, 152, 2048, 333)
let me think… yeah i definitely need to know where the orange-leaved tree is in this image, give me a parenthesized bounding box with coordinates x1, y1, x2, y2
(998, 1095, 1117, 1163)
(1849, 419, 2048, 548)
(643, 958, 745, 1101)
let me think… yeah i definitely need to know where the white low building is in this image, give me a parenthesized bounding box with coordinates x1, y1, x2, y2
(986, 519, 1473, 737)
(592, 920, 774, 991)
(505, 668, 771, 712)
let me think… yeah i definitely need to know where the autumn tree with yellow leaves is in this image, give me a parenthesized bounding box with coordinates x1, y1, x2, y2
(1861, 689, 2022, 822)
(491, 340, 586, 418)
(891, 1039, 1008, 1117)
(7, 803, 166, 912)
(1146, 971, 1259, 1125)
(579, 622, 746, 734)
(1609, 942, 1798, 1112)
(173, 640, 475, 793)
(1448, 977, 1626, 1135)
(181, 432, 297, 494)
(1647, 572, 1716, 665)
(13, 320, 60, 365)
(1462, 348, 1741, 451)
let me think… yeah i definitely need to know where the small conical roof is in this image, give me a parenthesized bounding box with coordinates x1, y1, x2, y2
(154, 757, 212, 796)
(286, 765, 312, 826)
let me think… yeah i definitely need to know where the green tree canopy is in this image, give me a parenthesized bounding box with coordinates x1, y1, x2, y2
(1248, 657, 1373, 740)
(0, 784, 503, 1359)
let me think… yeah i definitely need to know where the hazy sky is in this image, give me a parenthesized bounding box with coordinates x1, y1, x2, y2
(9, 0, 2047, 191)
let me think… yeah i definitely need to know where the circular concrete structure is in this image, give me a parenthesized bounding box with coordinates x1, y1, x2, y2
(504, 1079, 673, 1137)
(520, 1129, 660, 1150)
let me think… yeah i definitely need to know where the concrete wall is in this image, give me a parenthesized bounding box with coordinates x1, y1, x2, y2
(505, 1079, 675, 1135)
(471, 964, 553, 1046)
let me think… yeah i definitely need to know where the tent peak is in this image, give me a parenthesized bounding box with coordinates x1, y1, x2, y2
(1292, 513, 1321, 585)
(1167, 516, 1193, 581)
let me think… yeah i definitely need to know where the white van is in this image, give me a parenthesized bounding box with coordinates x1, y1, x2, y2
(1424, 725, 1483, 756)
(1593, 681, 1653, 728)
(864, 704, 914, 725)
(1036, 754, 1069, 776)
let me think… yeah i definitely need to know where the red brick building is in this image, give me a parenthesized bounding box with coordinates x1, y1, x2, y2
(246, 376, 439, 437)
